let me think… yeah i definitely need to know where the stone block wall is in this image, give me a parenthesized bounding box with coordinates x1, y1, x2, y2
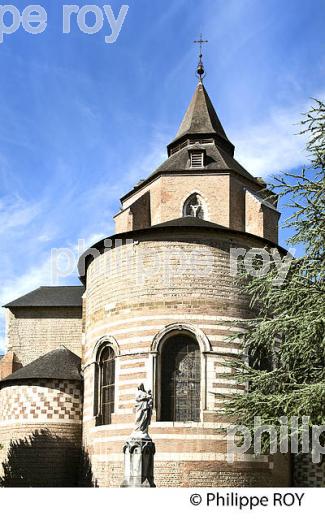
(116, 173, 231, 229)
(115, 172, 279, 243)
(83, 422, 274, 487)
(6, 307, 82, 367)
(245, 190, 279, 243)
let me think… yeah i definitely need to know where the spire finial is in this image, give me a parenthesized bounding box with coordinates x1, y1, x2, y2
(193, 33, 208, 82)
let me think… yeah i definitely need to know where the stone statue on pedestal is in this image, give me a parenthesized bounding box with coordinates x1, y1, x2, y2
(121, 384, 156, 487)
(132, 384, 153, 439)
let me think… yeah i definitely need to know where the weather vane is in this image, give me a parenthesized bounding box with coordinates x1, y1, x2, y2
(194, 33, 208, 81)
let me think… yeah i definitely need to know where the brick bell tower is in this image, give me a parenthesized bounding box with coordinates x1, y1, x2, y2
(79, 53, 289, 487)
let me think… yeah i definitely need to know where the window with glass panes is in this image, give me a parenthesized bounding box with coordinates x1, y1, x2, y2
(99, 346, 115, 425)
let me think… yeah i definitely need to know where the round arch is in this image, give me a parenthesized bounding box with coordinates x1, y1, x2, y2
(91, 335, 120, 363)
(151, 324, 210, 421)
(152, 323, 211, 355)
(91, 336, 119, 426)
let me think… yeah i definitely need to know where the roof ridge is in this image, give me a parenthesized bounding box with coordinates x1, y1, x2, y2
(39, 285, 83, 288)
(3, 285, 84, 308)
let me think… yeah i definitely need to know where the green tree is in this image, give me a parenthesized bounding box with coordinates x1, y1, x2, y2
(222, 99, 325, 450)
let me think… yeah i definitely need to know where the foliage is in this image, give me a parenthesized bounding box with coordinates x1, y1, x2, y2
(220, 99, 325, 449)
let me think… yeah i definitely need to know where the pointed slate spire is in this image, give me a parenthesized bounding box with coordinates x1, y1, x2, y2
(168, 82, 234, 157)
(176, 82, 228, 140)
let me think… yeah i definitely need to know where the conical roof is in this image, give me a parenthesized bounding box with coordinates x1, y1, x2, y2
(1, 346, 82, 383)
(168, 82, 234, 156)
(119, 80, 263, 203)
(176, 82, 228, 139)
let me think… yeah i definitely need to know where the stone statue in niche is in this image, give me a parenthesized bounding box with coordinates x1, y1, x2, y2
(132, 383, 153, 439)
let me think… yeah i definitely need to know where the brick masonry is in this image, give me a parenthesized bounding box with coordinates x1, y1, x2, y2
(115, 172, 279, 243)
(89, 460, 273, 488)
(0, 78, 306, 488)
(0, 379, 83, 485)
(293, 454, 325, 487)
(0, 423, 82, 486)
(0, 352, 16, 380)
(81, 231, 290, 487)
(0, 380, 82, 423)
(6, 307, 82, 366)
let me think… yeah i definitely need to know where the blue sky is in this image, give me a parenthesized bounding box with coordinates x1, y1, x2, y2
(0, 0, 324, 352)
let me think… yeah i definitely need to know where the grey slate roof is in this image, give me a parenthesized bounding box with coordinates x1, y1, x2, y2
(173, 82, 231, 143)
(120, 142, 260, 203)
(120, 82, 264, 203)
(152, 142, 257, 181)
(3, 286, 84, 308)
(152, 216, 227, 230)
(1, 346, 82, 383)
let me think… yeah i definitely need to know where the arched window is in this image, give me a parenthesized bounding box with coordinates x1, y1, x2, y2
(183, 193, 205, 219)
(160, 334, 200, 422)
(95, 346, 115, 425)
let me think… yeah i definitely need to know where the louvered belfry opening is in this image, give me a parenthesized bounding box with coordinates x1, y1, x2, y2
(160, 334, 201, 422)
(190, 151, 204, 168)
(99, 346, 115, 425)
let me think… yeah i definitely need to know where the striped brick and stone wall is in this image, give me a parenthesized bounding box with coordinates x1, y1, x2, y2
(0, 379, 82, 486)
(81, 227, 290, 487)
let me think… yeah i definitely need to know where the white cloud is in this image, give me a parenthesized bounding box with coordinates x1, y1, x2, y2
(231, 98, 317, 178)
(115, 133, 167, 191)
(0, 256, 55, 309)
(37, 232, 54, 243)
(0, 195, 42, 235)
(0, 134, 168, 354)
(78, 232, 106, 251)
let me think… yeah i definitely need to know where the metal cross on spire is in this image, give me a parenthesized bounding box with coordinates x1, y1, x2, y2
(193, 34, 208, 81)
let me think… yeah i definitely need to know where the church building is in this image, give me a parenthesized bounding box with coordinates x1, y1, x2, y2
(0, 59, 302, 487)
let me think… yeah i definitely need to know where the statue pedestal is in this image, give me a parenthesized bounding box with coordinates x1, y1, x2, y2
(121, 436, 156, 487)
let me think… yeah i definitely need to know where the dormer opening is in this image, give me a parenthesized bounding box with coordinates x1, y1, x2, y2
(190, 150, 204, 168)
(183, 193, 205, 219)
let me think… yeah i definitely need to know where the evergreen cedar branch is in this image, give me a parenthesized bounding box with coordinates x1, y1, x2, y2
(219, 99, 325, 449)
